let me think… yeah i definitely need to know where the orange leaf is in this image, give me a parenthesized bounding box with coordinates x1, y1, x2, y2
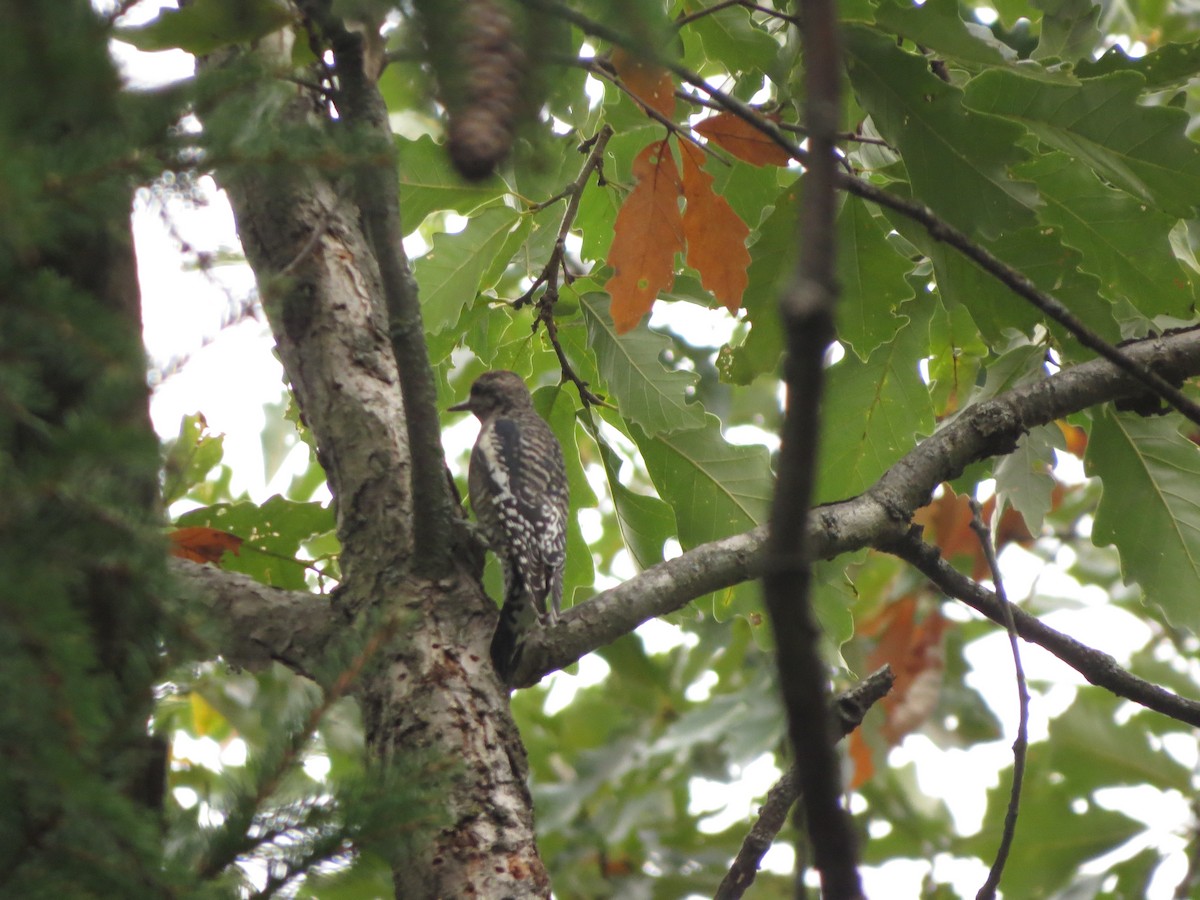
(913, 491, 977, 562)
(169, 526, 243, 564)
(854, 596, 948, 762)
(611, 47, 676, 119)
(848, 729, 876, 790)
(915, 489, 1036, 581)
(1057, 420, 1088, 457)
(604, 140, 684, 333)
(694, 111, 792, 167)
(679, 142, 750, 314)
(848, 596, 949, 786)
(880, 609, 947, 742)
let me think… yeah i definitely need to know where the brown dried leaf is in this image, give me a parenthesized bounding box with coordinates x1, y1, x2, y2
(604, 139, 684, 333)
(694, 111, 792, 167)
(1057, 420, 1088, 458)
(611, 47, 676, 119)
(169, 526, 243, 565)
(849, 596, 948, 787)
(679, 142, 749, 314)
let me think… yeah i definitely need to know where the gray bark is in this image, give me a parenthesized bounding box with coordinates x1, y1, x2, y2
(205, 49, 549, 897)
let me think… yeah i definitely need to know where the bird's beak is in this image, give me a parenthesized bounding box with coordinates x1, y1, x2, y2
(448, 399, 473, 413)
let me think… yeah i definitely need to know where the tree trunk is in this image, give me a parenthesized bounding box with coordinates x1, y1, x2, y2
(211, 48, 549, 897)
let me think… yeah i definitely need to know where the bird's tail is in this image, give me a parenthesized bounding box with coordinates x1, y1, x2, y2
(490, 586, 545, 685)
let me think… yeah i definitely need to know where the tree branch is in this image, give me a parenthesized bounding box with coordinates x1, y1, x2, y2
(201, 57, 419, 613)
(761, 0, 861, 892)
(715, 666, 895, 900)
(313, 8, 460, 578)
(516, 125, 613, 406)
(169, 559, 337, 681)
(519, 329, 1200, 713)
(968, 501, 1029, 900)
(518, 0, 1200, 427)
(882, 530, 1200, 728)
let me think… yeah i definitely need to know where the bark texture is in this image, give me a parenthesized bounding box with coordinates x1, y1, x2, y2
(208, 46, 549, 897)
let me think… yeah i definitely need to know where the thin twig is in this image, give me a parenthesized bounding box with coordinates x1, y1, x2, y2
(585, 60, 732, 167)
(281, 75, 339, 102)
(520, 0, 1200, 429)
(102, 0, 142, 28)
(540, 309, 607, 407)
(676, 0, 743, 28)
(715, 667, 895, 900)
(740, 0, 803, 28)
(676, 0, 803, 29)
(308, 7, 460, 577)
(775, 118, 895, 148)
(516, 126, 613, 406)
(196, 619, 397, 880)
(968, 500, 1029, 900)
(148, 292, 261, 387)
(670, 88, 892, 148)
(757, 0, 862, 893)
(883, 528, 1200, 728)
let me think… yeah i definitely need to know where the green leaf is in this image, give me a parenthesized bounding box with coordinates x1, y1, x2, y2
(175, 496, 335, 590)
(579, 292, 706, 433)
(963, 70, 1200, 218)
(927, 294, 986, 417)
(632, 417, 772, 548)
(845, 24, 1036, 239)
(414, 206, 527, 334)
(1018, 152, 1195, 317)
(836, 196, 916, 360)
(116, 0, 292, 54)
(574, 126, 662, 263)
(956, 754, 1143, 897)
(993, 423, 1063, 534)
(1046, 689, 1192, 793)
(888, 208, 1119, 350)
(686, 4, 780, 78)
(1075, 40, 1200, 88)
(708, 157, 788, 234)
(162, 413, 226, 506)
(962, 336, 1046, 404)
(809, 559, 860, 660)
(396, 135, 508, 228)
(1087, 408, 1200, 632)
(873, 0, 1014, 67)
(594, 433, 677, 570)
(817, 301, 934, 503)
(718, 181, 800, 384)
(1033, 0, 1101, 61)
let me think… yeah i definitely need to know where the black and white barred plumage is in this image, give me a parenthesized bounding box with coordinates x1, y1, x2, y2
(451, 371, 569, 682)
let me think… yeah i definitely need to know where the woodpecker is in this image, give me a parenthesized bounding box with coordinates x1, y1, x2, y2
(450, 371, 569, 683)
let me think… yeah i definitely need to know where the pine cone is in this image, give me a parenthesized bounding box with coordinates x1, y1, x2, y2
(446, 0, 525, 180)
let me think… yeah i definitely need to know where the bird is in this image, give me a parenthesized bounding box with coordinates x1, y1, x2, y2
(449, 370, 569, 683)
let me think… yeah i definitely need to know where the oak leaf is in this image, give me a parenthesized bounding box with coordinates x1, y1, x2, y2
(1057, 420, 1088, 457)
(679, 142, 749, 314)
(694, 111, 792, 167)
(914, 489, 1037, 582)
(611, 47, 676, 119)
(604, 139, 685, 333)
(849, 595, 948, 788)
(169, 525, 243, 564)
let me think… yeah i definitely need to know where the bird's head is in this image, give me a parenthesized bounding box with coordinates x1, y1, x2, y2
(449, 370, 534, 419)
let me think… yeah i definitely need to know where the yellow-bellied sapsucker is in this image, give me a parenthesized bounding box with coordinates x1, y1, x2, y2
(450, 371, 568, 683)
